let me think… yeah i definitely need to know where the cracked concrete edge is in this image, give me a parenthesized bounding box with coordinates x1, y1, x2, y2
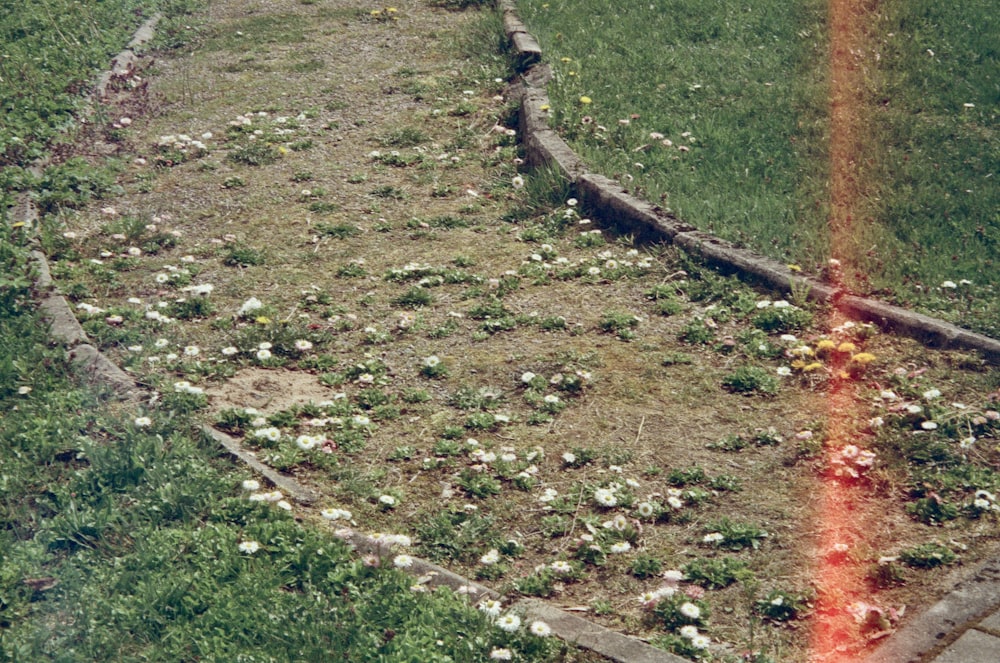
(335, 528, 499, 598)
(334, 526, 684, 663)
(859, 557, 1000, 663)
(501, 2, 541, 70)
(199, 426, 319, 505)
(514, 599, 689, 663)
(501, 3, 1000, 364)
(95, 14, 162, 98)
(127, 14, 161, 50)
(66, 343, 145, 399)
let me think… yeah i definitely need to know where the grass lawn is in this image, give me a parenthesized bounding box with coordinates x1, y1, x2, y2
(515, 0, 1000, 337)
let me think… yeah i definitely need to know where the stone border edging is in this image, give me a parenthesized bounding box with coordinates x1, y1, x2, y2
(17, 15, 687, 663)
(94, 15, 161, 101)
(499, 0, 1000, 365)
(201, 425, 319, 504)
(20, 16, 319, 486)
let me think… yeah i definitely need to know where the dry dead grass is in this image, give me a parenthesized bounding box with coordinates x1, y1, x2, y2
(45, 0, 1000, 661)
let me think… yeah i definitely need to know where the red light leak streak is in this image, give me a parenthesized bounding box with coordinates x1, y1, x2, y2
(810, 0, 871, 660)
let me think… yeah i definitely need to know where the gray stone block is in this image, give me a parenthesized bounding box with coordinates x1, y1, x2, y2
(201, 425, 318, 504)
(515, 599, 690, 663)
(40, 295, 89, 346)
(675, 231, 837, 304)
(31, 250, 53, 290)
(67, 344, 141, 400)
(978, 610, 1000, 635)
(522, 126, 585, 180)
(862, 559, 1000, 663)
(577, 173, 690, 243)
(839, 295, 1000, 360)
(932, 629, 1000, 663)
(127, 14, 161, 50)
(510, 32, 542, 69)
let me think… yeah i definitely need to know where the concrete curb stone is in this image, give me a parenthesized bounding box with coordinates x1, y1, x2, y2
(335, 526, 688, 662)
(577, 173, 693, 242)
(501, 5, 541, 70)
(513, 599, 690, 663)
(200, 425, 319, 505)
(38, 294, 90, 347)
(336, 529, 499, 599)
(66, 343, 143, 399)
(95, 15, 161, 99)
(929, 630, 1000, 663)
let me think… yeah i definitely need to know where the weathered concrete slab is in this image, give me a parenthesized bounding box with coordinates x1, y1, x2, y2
(336, 528, 498, 600)
(201, 425, 318, 504)
(577, 173, 692, 243)
(510, 31, 542, 69)
(978, 609, 1000, 635)
(67, 344, 142, 400)
(523, 129, 585, 179)
(674, 230, 838, 303)
(127, 14, 161, 49)
(521, 61, 553, 88)
(31, 249, 53, 290)
(95, 14, 161, 97)
(931, 629, 1000, 663)
(519, 87, 554, 134)
(39, 295, 89, 346)
(515, 599, 689, 663)
(838, 295, 1000, 361)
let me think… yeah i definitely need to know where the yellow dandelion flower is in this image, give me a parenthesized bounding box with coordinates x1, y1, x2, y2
(371, 9, 381, 15)
(255, 316, 271, 325)
(838, 371, 851, 379)
(791, 359, 807, 370)
(851, 352, 876, 365)
(579, 96, 592, 105)
(803, 362, 824, 372)
(560, 57, 571, 63)
(816, 339, 836, 352)
(787, 264, 802, 272)
(278, 146, 288, 155)
(540, 104, 551, 111)
(387, 7, 397, 12)
(837, 341, 857, 354)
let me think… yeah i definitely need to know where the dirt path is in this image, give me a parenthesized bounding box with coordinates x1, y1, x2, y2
(47, 1, 1000, 660)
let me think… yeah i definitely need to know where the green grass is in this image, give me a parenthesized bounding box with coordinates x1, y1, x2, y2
(0, 232, 563, 662)
(0, 0, 200, 169)
(517, 0, 1000, 336)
